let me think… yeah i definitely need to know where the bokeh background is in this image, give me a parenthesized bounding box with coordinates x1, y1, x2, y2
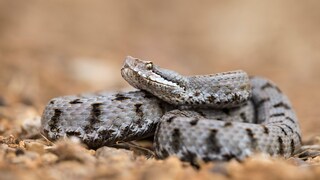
(1, 0, 319, 140)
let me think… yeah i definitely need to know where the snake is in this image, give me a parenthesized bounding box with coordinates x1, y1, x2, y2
(41, 56, 302, 163)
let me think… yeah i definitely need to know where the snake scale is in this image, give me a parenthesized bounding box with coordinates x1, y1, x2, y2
(41, 56, 302, 162)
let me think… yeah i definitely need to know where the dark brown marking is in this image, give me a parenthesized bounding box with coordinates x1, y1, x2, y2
(134, 103, 144, 127)
(158, 102, 168, 115)
(159, 148, 170, 159)
(269, 120, 284, 124)
(85, 103, 103, 133)
(261, 125, 269, 134)
(143, 121, 158, 136)
(278, 136, 284, 155)
(142, 91, 154, 99)
(166, 116, 176, 123)
(270, 113, 285, 118)
(89, 128, 116, 148)
(66, 131, 81, 136)
(194, 91, 200, 97)
(189, 118, 199, 126)
(207, 95, 215, 103)
(122, 121, 141, 140)
(202, 156, 212, 162)
(275, 86, 282, 93)
(69, 99, 83, 104)
(84, 125, 92, 134)
(290, 139, 295, 155)
(285, 117, 295, 124)
(261, 82, 282, 93)
(49, 100, 55, 104)
(134, 103, 143, 116)
(175, 94, 181, 99)
(92, 103, 103, 117)
(261, 82, 274, 90)
(49, 109, 62, 132)
(113, 93, 131, 101)
(121, 125, 135, 140)
(222, 153, 237, 161)
(222, 108, 230, 115)
(273, 102, 291, 109)
(171, 128, 182, 153)
(232, 93, 242, 102)
(256, 98, 270, 107)
(245, 128, 257, 148)
(194, 109, 206, 118)
(295, 132, 302, 144)
(181, 151, 199, 169)
(224, 122, 233, 127)
(283, 124, 294, 134)
(240, 112, 247, 122)
(276, 126, 288, 136)
(206, 129, 221, 153)
(216, 101, 222, 105)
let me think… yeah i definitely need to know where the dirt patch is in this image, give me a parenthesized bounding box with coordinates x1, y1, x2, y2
(1, 1, 320, 179)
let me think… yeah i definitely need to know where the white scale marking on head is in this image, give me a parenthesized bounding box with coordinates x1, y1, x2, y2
(138, 70, 180, 88)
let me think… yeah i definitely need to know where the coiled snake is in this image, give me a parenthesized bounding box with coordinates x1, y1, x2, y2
(41, 56, 302, 162)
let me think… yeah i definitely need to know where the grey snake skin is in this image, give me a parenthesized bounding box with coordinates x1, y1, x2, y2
(41, 56, 302, 162)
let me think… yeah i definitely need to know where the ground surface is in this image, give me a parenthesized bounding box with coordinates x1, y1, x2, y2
(0, 1, 320, 179)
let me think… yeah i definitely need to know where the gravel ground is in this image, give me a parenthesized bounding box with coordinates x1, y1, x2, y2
(1, 1, 320, 179)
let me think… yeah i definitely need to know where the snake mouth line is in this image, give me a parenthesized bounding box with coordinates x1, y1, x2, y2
(122, 67, 184, 90)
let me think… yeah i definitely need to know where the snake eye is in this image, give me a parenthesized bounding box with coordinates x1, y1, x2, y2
(145, 62, 153, 70)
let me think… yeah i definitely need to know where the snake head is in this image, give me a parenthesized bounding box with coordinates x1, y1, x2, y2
(121, 56, 187, 104)
(121, 56, 156, 80)
(121, 56, 185, 88)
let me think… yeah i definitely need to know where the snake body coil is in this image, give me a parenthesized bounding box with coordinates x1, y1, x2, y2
(41, 56, 301, 162)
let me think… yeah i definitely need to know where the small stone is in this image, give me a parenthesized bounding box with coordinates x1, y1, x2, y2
(15, 148, 25, 156)
(25, 141, 45, 155)
(96, 146, 134, 160)
(21, 116, 41, 137)
(10, 151, 40, 167)
(50, 139, 96, 164)
(41, 153, 59, 164)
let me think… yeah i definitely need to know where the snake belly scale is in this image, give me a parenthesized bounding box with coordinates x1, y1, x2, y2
(41, 56, 301, 162)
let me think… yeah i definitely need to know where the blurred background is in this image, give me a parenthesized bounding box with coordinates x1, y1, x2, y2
(0, 0, 319, 140)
